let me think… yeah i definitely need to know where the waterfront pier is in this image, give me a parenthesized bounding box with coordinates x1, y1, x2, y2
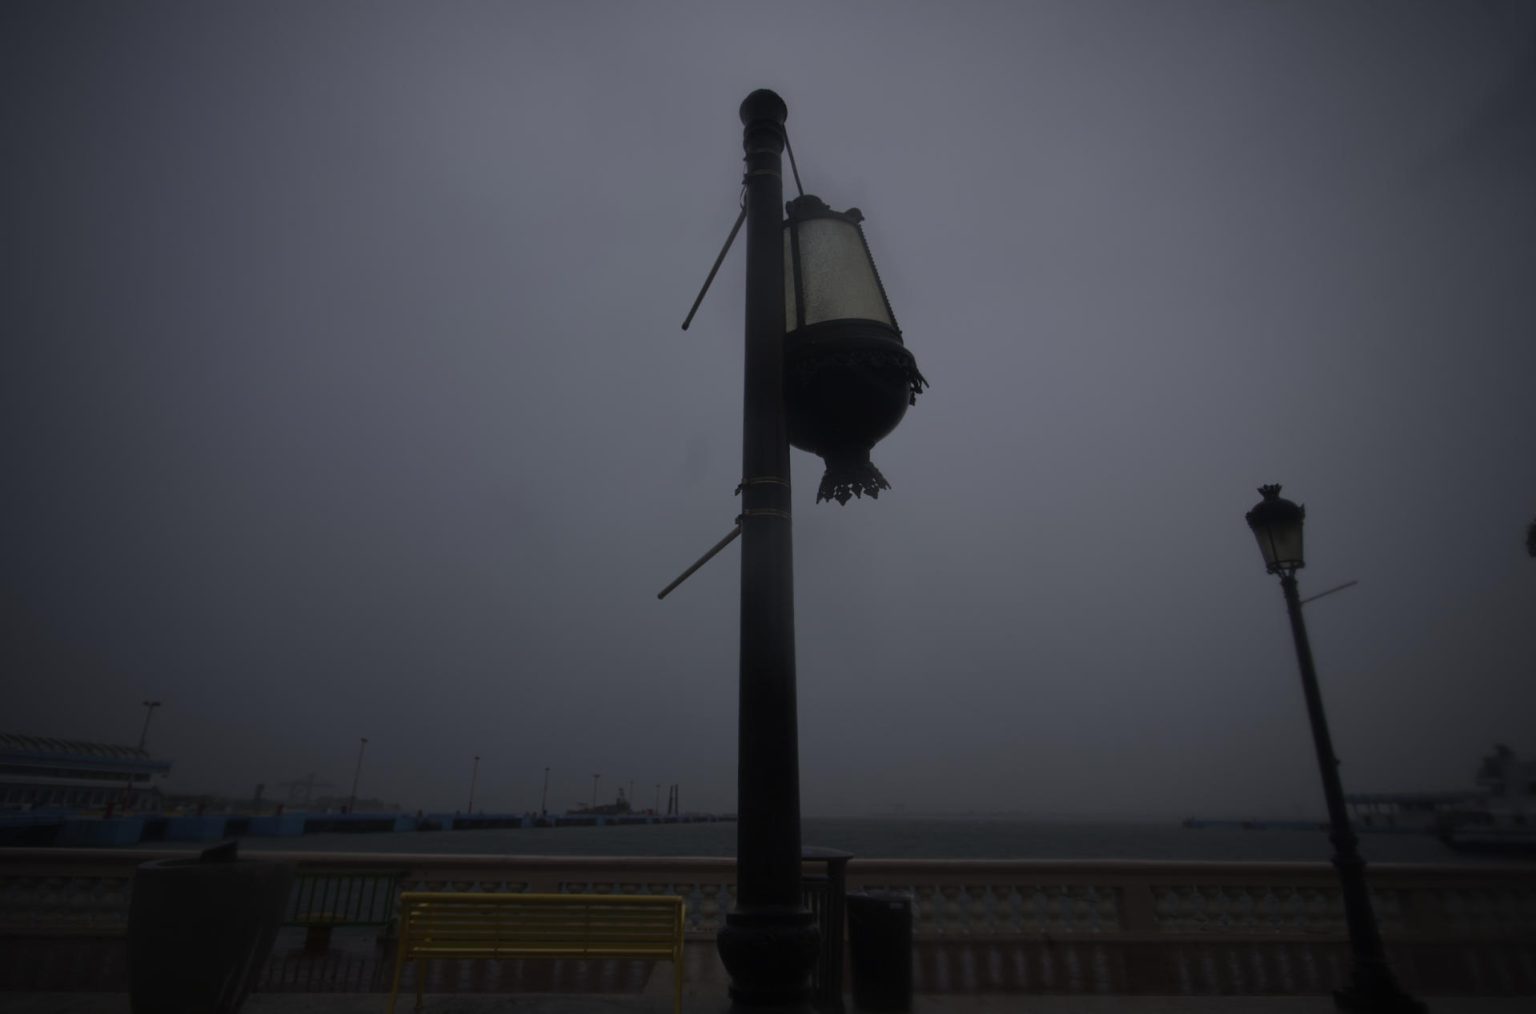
(0, 810, 734, 848)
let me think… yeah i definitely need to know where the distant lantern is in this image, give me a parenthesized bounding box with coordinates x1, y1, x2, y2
(782, 195, 926, 504)
(1245, 484, 1306, 575)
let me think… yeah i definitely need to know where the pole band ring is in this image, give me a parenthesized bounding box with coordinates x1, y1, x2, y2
(735, 476, 790, 495)
(740, 508, 792, 521)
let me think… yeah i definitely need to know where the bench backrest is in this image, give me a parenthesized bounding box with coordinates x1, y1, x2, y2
(398, 892, 684, 955)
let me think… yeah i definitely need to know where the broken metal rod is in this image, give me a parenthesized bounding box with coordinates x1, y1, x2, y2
(657, 524, 742, 599)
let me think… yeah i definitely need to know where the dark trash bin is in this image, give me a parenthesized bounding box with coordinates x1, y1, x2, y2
(846, 891, 912, 1011)
(127, 841, 294, 1014)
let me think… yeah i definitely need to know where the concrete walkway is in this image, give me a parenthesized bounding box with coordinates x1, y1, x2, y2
(6, 995, 1533, 1014)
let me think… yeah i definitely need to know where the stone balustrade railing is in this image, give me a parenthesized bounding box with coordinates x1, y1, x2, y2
(2, 849, 1532, 995)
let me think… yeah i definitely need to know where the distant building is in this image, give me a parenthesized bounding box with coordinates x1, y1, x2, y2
(1476, 744, 1536, 805)
(573, 789, 634, 817)
(1344, 744, 1536, 830)
(1344, 790, 1479, 829)
(0, 732, 172, 811)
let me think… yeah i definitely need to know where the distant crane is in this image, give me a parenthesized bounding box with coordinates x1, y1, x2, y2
(347, 737, 368, 814)
(277, 773, 333, 806)
(136, 700, 162, 751)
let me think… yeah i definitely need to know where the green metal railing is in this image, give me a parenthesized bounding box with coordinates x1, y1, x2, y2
(283, 871, 404, 951)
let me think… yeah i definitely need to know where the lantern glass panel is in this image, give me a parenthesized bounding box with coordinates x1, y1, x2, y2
(784, 217, 893, 330)
(1253, 518, 1304, 572)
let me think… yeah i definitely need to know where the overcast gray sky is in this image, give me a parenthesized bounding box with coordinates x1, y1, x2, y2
(4, 1, 1534, 819)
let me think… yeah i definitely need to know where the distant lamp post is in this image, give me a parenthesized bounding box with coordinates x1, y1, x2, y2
(136, 700, 162, 752)
(1245, 485, 1424, 1013)
(541, 766, 551, 816)
(591, 773, 600, 811)
(347, 737, 368, 814)
(468, 755, 480, 814)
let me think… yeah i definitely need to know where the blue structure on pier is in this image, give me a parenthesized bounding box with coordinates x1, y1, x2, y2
(1, 732, 172, 811)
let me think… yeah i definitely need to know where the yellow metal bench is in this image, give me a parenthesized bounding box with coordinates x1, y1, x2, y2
(388, 891, 686, 1014)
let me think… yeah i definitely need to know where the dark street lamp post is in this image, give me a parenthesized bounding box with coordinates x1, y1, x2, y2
(715, 89, 820, 1009)
(674, 87, 922, 1007)
(136, 700, 162, 751)
(1245, 485, 1424, 1013)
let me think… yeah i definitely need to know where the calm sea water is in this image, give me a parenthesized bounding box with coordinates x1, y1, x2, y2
(206, 817, 1525, 864)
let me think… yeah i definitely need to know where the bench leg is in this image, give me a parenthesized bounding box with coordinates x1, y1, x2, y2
(416, 957, 426, 1011)
(674, 956, 683, 1014)
(386, 955, 405, 1014)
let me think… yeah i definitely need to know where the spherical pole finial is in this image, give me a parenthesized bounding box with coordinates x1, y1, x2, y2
(740, 88, 787, 126)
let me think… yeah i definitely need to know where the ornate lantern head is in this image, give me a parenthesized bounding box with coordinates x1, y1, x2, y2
(782, 195, 926, 504)
(1245, 484, 1306, 575)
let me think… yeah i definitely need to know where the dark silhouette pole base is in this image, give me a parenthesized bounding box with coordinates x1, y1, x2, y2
(1332, 939, 1426, 1013)
(1335, 982, 1428, 1014)
(718, 908, 820, 1008)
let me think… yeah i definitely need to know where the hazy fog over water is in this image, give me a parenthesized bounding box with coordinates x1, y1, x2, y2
(4, 2, 1534, 819)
